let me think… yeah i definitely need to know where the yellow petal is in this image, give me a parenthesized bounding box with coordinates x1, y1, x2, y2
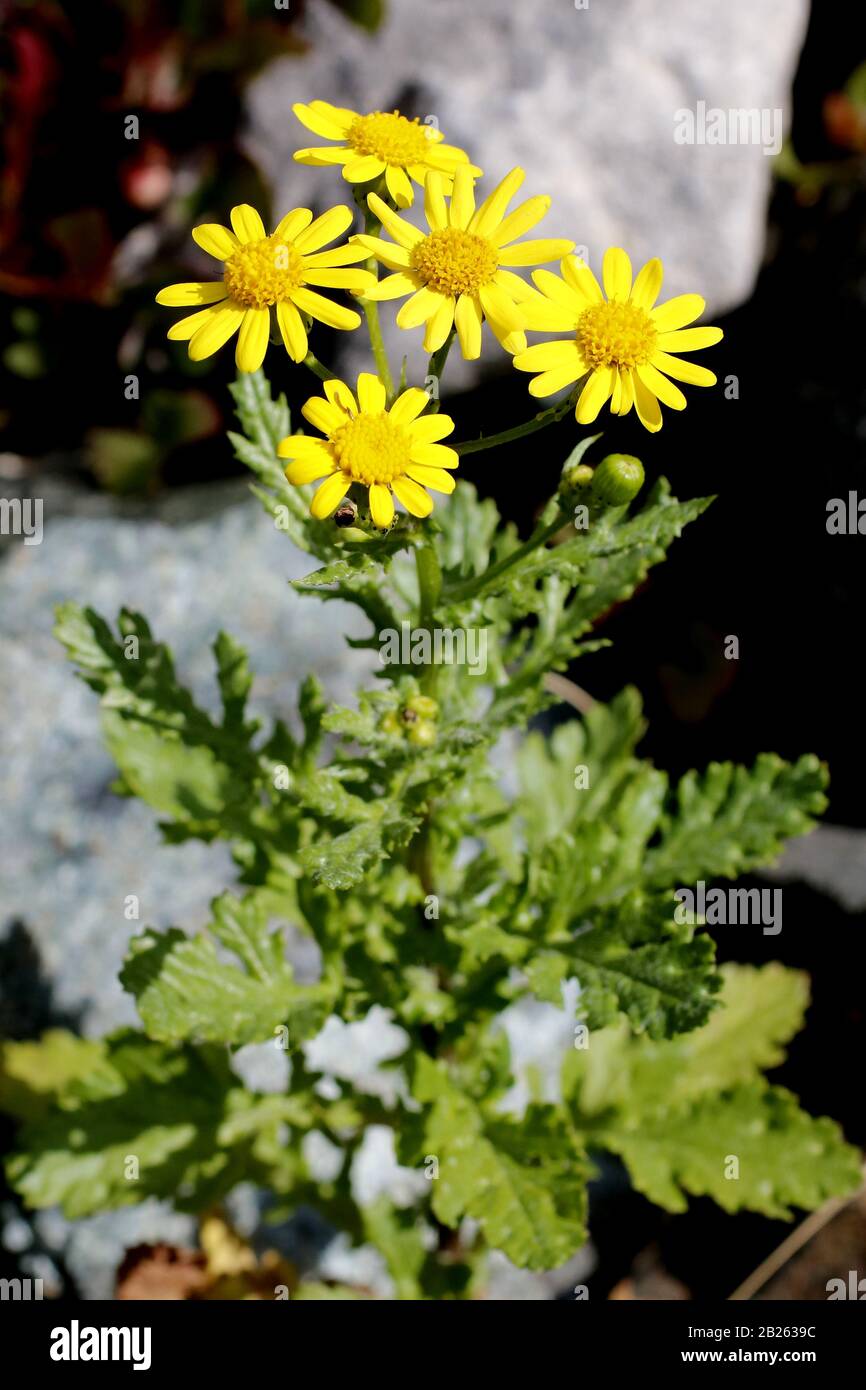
(302, 243, 369, 268)
(368, 482, 395, 527)
(455, 293, 483, 359)
(493, 268, 540, 302)
(478, 282, 523, 333)
(633, 372, 663, 432)
(408, 443, 459, 469)
(423, 295, 456, 351)
(392, 476, 433, 517)
(293, 147, 351, 168)
(491, 196, 551, 248)
(350, 234, 412, 272)
(274, 208, 313, 242)
(235, 307, 270, 373)
(655, 326, 723, 352)
(560, 255, 604, 303)
(367, 193, 423, 248)
(188, 303, 245, 360)
(513, 340, 582, 372)
(636, 362, 686, 410)
(424, 171, 448, 231)
(343, 155, 386, 183)
(470, 167, 525, 237)
(276, 300, 307, 362)
(310, 471, 351, 519)
(291, 287, 360, 331)
(407, 413, 456, 443)
(230, 205, 266, 244)
(575, 366, 615, 424)
(356, 373, 386, 412)
(530, 268, 585, 314)
(277, 434, 330, 458)
(301, 396, 347, 436)
(362, 272, 418, 301)
(528, 362, 582, 397)
(405, 464, 457, 494)
(651, 351, 717, 387)
(396, 287, 446, 330)
(156, 282, 227, 307)
(615, 368, 635, 416)
(497, 238, 574, 267)
(323, 378, 358, 415)
(389, 387, 432, 425)
(191, 224, 239, 260)
(449, 164, 475, 230)
(602, 247, 632, 301)
(519, 297, 579, 332)
(631, 257, 663, 311)
(651, 294, 705, 332)
(167, 306, 221, 341)
(295, 205, 354, 253)
(285, 455, 338, 484)
(303, 268, 376, 291)
(292, 101, 354, 140)
(385, 164, 414, 208)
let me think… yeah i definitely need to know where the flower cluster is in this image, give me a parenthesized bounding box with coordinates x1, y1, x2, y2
(157, 100, 722, 521)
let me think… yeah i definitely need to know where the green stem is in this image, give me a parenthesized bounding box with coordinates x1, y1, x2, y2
(415, 534, 442, 696)
(360, 204, 396, 400)
(302, 350, 337, 384)
(455, 392, 575, 455)
(424, 330, 455, 414)
(445, 507, 569, 605)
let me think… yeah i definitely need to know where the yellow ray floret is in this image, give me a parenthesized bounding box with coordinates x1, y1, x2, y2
(352, 166, 574, 360)
(279, 373, 459, 528)
(155, 204, 375, 372)
(292, 100, 481, 208)
(512, 248, 723, 432)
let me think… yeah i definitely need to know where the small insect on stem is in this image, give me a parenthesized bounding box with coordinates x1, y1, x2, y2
(334, 500, 358, 528)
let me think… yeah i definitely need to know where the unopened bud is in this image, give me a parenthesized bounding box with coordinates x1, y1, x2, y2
(590, 454, 644, 506)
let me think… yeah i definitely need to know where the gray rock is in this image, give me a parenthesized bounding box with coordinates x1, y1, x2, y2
(244, 0, 808, 391)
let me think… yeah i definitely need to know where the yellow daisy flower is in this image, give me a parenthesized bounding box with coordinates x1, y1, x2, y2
(279, 373, 458, 528)
(353, 166, 574, 359)
(513, 248, 723, 432)
(292, 101, 480, 208)
(155, 203, 375, 372)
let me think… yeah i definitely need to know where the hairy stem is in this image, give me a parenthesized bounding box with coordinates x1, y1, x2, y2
(455, 391, 576, 455)
(302, 350, 337, 384)
(444, 507, 570, 604)
(360, 204, 396, 400)
(424, 330, 456, 414)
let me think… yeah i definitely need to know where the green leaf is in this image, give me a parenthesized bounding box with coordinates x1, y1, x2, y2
(566, 965, 861, 1219)
(7, 1031, 306, 1218)
(600, 1083, 861, 1218)
(413, 1057, 587, 1270)
(525, 893, 720, 1039)
(646, 753, 829, 886)
(362, 1198, 427, 1299)
(567, 963, 811, 1115)
(0, 1031, 104, 1123)
(120, 892, 332, 1046)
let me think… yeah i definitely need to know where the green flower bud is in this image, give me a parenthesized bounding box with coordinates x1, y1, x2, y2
(380, 711, 401, 736)
(590, 454, 644, 506)
(408, 719, 437, 747)
(406, 694, 439, 721)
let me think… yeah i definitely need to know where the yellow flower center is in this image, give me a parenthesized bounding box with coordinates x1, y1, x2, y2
(576, 299, 657, 371)
(348, 111, 430, 166)
(331, 412, 411, 485)
(223, 236, 305, 308)
(411, 228, 498, 298)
